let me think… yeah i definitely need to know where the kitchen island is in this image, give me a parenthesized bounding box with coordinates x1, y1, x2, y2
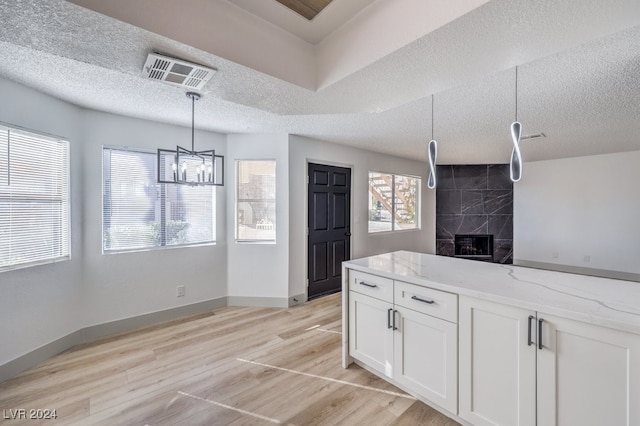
(342, 251, 640, 426)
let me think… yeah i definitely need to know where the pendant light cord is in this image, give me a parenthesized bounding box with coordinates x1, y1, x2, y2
(515, 66, 518, 122)
(191, 94, 195, 152)
(431, 94, 434, 140)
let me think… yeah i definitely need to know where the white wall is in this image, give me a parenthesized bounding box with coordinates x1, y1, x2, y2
(0, 77, 228, 365)
(315, 0, 489, 88)
(0, 76, 438, 367)
(288, 135, 436, 299)
(0, 78, 83, 365)
(226, 134, 290, 304)
(80, 111, 228, 327)
(514, 151, 640, 276)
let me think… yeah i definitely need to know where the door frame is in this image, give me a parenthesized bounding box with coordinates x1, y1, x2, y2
(305, 159, 354, 301)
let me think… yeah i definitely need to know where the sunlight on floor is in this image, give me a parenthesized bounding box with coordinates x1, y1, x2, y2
(236, 358, 415, 399)
(177, 391, 281, 424)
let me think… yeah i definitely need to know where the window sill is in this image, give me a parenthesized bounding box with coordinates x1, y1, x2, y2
(102, 241, 217, 255)
(235, 240, 276, 245)
(368, 228, 421, 235)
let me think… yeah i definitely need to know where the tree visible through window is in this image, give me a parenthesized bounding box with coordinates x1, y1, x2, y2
(236, 160, 276, 242)
(368, 172, 420, 233)
(0, 125, 70, 272)
(102, 147, 215, 252)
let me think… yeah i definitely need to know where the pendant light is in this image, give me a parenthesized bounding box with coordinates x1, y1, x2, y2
(157, 92, 224, 186)
(427, 94, 438, 189)
(510, 66, 522, 182)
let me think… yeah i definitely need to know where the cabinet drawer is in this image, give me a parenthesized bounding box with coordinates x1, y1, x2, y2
(394, 281, 457, 323)
(348, 270, 393, 303)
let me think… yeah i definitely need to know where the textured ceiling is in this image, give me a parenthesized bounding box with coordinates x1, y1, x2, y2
(0, 0, 639, 165)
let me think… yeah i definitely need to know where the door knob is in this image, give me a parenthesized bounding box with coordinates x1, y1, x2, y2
(345, 232, 351, 237)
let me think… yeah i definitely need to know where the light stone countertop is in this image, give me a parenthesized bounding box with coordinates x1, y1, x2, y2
(343, 251, 640, 335)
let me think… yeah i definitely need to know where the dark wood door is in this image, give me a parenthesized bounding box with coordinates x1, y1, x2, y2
(308, 163, 351, 300)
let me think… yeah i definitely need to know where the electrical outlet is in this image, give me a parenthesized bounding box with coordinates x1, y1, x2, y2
(552, 251, 559, 259)
(583, 255, 591, 263)
(176, 285, 185, 297)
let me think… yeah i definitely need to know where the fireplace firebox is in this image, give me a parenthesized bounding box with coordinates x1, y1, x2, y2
(454, 234, 494, 262)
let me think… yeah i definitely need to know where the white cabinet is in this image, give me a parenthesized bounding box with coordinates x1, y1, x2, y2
(459, 296, 536, 426)
(394, 305, 457, 412)
(459, 296, 640, 426)
(348, 290, 394, 377)
(347, 271, 458, 414)
(537, 313, 640, 426)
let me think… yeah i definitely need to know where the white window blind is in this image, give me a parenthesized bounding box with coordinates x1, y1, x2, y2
(0, 125, 70, 272)
(368, 172, 420, 233)
(103, 147, 215, 252)
(236, 160, 276, 242)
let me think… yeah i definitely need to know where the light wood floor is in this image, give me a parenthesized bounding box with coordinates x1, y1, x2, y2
(0, 293, 460, 425)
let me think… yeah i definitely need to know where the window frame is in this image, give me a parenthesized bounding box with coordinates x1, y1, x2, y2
(0, 123, 71, 272)
(368, 171, 421, 234)
(102, 145, 216, 254)
(235, 159, 277, 244)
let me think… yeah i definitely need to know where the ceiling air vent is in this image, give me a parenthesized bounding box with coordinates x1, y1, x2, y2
(521, 132, 546, 141)
(142, 53, 217, 90)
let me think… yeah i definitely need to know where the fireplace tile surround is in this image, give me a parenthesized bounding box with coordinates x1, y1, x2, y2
(436, 164, 513, 264)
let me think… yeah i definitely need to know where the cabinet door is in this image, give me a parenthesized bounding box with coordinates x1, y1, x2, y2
(459, 296, 536, 426)
(394, 306, 457, 413)
(348, 291, 394, 377)
(537, 313, 640, 426)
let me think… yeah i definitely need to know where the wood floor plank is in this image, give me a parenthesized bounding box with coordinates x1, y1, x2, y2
(0, 293, 460, 425)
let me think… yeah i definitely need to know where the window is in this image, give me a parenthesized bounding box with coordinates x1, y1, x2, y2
(103, 147, 215, 252)
(368, 172, 420, 233)
(236, 160, 276, 242)
(0, 125, 70, 272)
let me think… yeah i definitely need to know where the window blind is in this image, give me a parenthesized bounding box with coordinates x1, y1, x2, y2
(102, 147, 215, 252)
(0, 125, 70, 272)
(236, 160, 276, 242)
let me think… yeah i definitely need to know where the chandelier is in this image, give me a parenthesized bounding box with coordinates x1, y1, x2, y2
(157, 92, 224, 186)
